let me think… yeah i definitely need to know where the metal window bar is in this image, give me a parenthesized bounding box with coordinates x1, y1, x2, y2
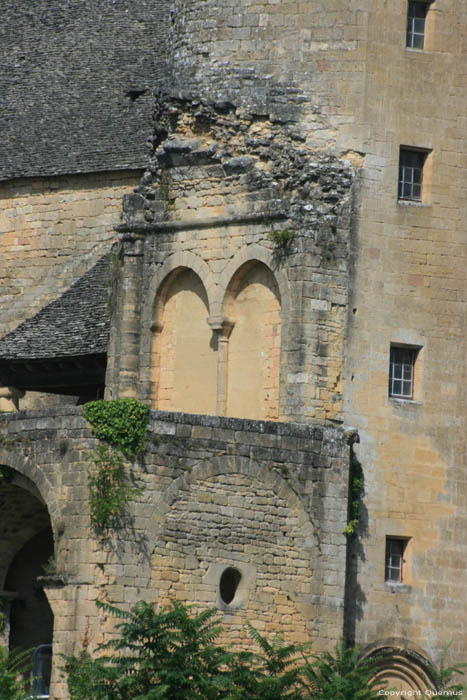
(399, 149, 424, 200)
(31, 644, 52, 699)
(389, 347, 415, 398)
(385, 539, 405, 582)
(407, 1, 428, 49)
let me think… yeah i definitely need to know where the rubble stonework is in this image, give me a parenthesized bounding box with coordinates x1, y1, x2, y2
(1, 0, 467, 696)
(0, 408, 351, 699)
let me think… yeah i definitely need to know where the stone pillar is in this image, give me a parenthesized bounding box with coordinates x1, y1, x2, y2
(105, 236, 144, 400)
(208, 316, 234, 416)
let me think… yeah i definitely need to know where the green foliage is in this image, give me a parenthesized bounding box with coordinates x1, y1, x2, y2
(0, 647, 31, 700)
(83, 398, 149, 458)
(83, 400, 148, 531)
(232, 626, 306, 700)
(65, 601, 401, 700)
(65, 600, 235, 700)
(268, 228, 295, 248)
(427, 643, 467, 692)
(88, 444, 141, 530)
(343, 452, 364, 537)
(302, 639, 383, 700)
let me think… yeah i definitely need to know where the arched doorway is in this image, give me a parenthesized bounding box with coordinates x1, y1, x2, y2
(0, 471, 54, 696)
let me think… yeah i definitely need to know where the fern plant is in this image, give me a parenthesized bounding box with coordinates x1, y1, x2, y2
(0, 646, 31, 700)
(65, 600, 235, 700)
(426, 643, 467, 693)
(301, 639, 384, 700)
(228, 625, 305, 700)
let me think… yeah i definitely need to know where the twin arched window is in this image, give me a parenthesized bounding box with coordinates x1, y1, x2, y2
(151, 261, 281, 420)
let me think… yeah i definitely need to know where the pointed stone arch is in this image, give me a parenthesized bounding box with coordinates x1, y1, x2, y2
(220, 252, 285, 420)
(215, 245, 290, 318)
(148, 261, 217, 414)
(362, 639, 435, 694)
(146, 455, 319, 646)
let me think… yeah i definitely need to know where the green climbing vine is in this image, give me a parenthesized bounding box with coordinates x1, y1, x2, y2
(343, 450, 364, 537)
(83, 399, 149, 530)
(83, 398, 149, 458)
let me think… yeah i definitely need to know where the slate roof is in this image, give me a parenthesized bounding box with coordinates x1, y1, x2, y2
(0, 256, 111, 360)
(0, 0, 169, 181)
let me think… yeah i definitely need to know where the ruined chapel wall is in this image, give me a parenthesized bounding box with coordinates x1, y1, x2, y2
(0, 407, 350, 699)
(111, 0, 361, 421)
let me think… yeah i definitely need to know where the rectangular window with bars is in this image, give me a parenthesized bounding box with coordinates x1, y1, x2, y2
(389, 346, 417, 399)
(398, 148, 426, 201)
(406, 1, 429, 50)
(385, 538, 408, 583)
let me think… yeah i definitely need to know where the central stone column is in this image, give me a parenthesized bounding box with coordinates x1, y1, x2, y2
(208, 315, 234, 416)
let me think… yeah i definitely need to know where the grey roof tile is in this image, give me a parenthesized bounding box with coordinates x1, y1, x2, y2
(0, 256, 111, 360)
(0, 0, 169, 181)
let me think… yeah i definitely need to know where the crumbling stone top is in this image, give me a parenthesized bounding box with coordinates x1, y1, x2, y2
(0, 0, 169, 181)
(0, 256, 110, 360)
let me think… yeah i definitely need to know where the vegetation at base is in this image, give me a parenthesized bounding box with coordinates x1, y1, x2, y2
(0, 647, 31, 700)
(83, 398, 149, 458)
(83, 399, 149, 530)
(64, 600, 388, 700)
(301, 640, 384, 700)
(343, 451, 364, 537)
(426, 643, 467, 693)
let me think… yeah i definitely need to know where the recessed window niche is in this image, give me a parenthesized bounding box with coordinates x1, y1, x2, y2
(219, 567, 241, 605)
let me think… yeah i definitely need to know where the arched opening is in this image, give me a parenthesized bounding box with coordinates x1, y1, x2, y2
(0, 473, 54, 696)
(219, 567, 241, 605)
(5, 528, 54, 651)
(363, 642, 435, 694)
(151, 268, 217, 414)
(225, 261, 281, 420)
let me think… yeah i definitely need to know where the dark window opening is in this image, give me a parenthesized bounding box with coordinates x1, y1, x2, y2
(31, 644, 52, 698)
(398, 148, 427, 201)
(407, 1, 429, 50)
(219, 567, 241, 605)
(389, 346, 418, 399)
(385, 538, 409, 583)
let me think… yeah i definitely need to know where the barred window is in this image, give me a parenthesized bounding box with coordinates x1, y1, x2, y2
(385, 538, 408, 583)
(389, 346, 416, 399)
(398, 148, 426, 201)
(406, 1, 429, 50)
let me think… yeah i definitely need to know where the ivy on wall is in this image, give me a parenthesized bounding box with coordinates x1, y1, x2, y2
(83, 399, 149, 530)
(343, 451, 364, 538)
(83, 398, 149, 458)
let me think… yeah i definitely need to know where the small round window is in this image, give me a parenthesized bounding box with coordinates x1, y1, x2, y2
(219, 567, 241, 605)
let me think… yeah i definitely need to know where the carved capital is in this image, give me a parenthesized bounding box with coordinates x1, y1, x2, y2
(207, 316, 234, 339)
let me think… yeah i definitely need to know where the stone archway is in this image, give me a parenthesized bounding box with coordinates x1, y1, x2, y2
(362, 639, 435, 694)
(150, 266, 217, 414)
(224, 260, 282, 420)
(0, 470, 54, 694)
(148, 456, 319, 649)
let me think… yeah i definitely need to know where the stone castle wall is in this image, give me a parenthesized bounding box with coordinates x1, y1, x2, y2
(0, 407, 351, 699)
(0, 171, 142, 338)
